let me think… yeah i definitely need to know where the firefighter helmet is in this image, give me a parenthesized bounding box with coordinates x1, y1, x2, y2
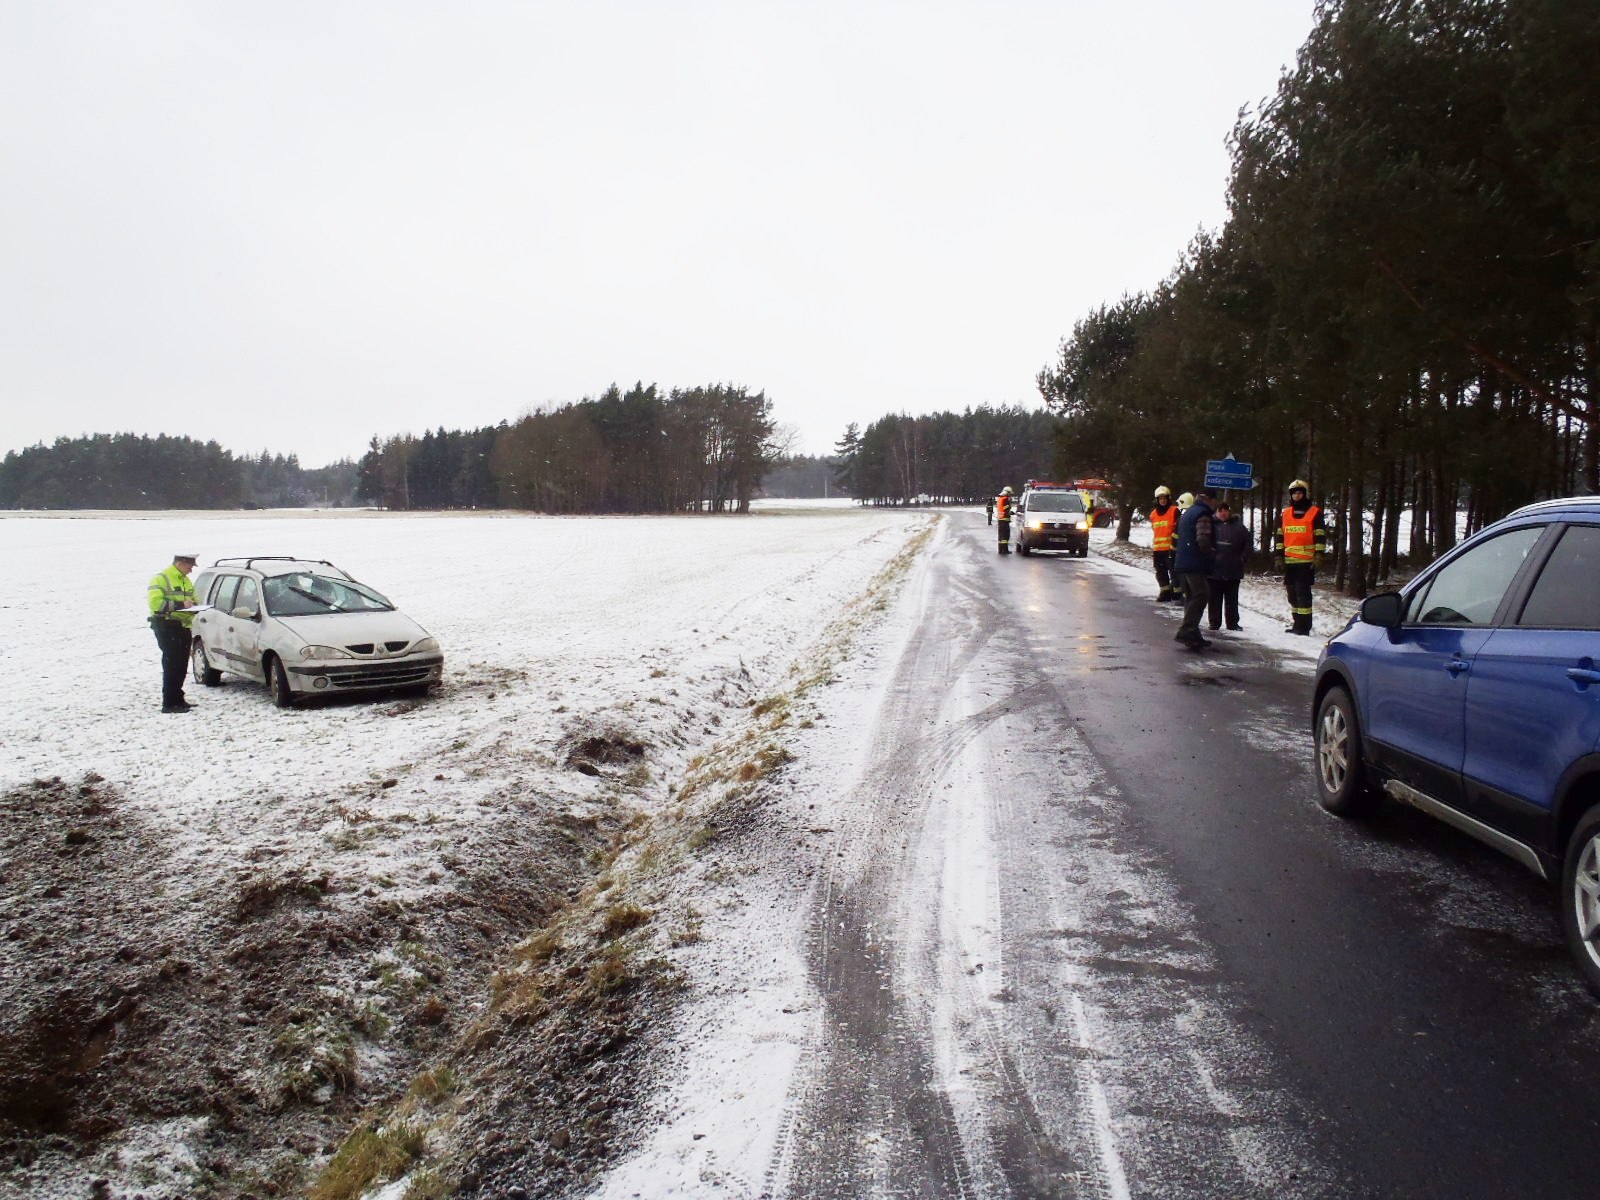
(1001, 486, 1013, 495)
(1177, 491, 1195, 509)
(1288, 479, 1309, 493)
(1154, 485, 1172, 499)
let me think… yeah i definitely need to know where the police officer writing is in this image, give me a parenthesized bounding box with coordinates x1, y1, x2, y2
(149, 553, 199, 713)
(1273, 479, 1327, 635)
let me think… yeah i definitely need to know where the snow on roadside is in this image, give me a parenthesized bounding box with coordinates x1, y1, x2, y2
(0, 505, 930, 1199)
(590, 512, 1357, 1197)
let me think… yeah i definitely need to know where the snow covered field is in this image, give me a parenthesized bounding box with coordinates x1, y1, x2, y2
(0, 504, 931, 1199)
(2, 504, 926, 800)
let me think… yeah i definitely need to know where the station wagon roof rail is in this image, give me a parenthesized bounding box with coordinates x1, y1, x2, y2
(209, 557, 352, 577)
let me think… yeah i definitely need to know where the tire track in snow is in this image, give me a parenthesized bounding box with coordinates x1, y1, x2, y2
(769, 526, 1090, 1198)
(770, 518, 1343, 1199)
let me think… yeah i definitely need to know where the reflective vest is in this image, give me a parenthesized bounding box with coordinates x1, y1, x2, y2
(996, 494, 1011, 520)
(1149, 505, 1178, 552)
(147, 565, 197, 628)
(1280, 504, 1323, 563)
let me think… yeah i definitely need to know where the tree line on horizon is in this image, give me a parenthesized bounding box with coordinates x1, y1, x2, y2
(0, 434, 357, 510)
(0, 383, 786, 513)
(832, 406, 1060, 505)
(356, 382, 777, 513)
(1037, 0, 1599, 597)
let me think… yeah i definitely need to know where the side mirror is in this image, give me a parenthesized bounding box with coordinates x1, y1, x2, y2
(232, 605, 259, 621)
(1359, 592, 1404, 629)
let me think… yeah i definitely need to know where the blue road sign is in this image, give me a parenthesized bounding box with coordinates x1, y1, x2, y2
(1204, 454, 1253, 491)
(1205, 455, 1253, 478)
(1205, 474, 1259, 490)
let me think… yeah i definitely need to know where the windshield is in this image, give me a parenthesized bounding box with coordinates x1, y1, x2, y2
(1026, 492, 1086, 514)
(262, 572, 394, 616)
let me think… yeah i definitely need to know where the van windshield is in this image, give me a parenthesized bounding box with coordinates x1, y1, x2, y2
(1026, 492, 1086, 513)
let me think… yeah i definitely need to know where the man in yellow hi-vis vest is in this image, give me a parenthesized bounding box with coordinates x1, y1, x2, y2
(1272, 481, 1327, 635)
(148, 553, 199, 712)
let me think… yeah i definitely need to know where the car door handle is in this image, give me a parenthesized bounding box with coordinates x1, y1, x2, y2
(1566, 668, 1600, 687)
(1446, 657, 1471, 676)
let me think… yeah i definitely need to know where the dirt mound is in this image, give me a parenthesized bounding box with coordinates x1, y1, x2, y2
(0, 774, 620, 1197)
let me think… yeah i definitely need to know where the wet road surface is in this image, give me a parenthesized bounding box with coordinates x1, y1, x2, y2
(767, 513, 1600, 1199)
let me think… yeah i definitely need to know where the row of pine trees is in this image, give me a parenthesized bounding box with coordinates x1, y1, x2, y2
(355, 383, 776, 514)
(0, 435, 356, 510)
(1036, 0, 1599, 596)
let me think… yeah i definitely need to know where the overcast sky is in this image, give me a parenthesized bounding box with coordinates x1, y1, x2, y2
(2, 1, 1313, 467)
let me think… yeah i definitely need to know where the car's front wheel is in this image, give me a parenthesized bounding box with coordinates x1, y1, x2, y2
(1314, 686, 1377, 817)
(191, 640, 222, 686)
(1560, 806, 1600, 1000)
(267, 655, 296, 708)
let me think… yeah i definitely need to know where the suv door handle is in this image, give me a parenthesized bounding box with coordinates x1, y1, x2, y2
(1566, 667, 1600, 687)
(1446, 657, 1471, 676)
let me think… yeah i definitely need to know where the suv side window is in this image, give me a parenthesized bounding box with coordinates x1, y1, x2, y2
(1516, 524, 1600, 630)
(1410, 525, 1544, 625)
(212, 575, 241, 613)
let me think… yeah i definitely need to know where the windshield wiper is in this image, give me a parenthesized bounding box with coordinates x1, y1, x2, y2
(286, 585, 342, 611)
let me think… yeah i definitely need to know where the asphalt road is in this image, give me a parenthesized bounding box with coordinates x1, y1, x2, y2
(772, 512, 1600, 1199)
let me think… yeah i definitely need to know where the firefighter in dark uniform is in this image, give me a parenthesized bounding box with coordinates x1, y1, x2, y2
(149, 553, 199, 712)
(1273, 480, 1327, 635)
(995, 486, 1014, 554)
(985, 496, 995, 525)
(1149, 485, 1181, 601)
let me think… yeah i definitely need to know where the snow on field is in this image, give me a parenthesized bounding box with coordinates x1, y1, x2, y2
(2, 504, 921, 803)
(0, 503, 929, 1199)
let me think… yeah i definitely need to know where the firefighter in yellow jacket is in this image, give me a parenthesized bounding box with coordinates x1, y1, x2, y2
(148, 553, 199, 712)
(1272, 481, 1327, 635)
(1149, 485, 1181, 601)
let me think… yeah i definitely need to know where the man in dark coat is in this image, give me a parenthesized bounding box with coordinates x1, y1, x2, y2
(1172, 492, 1216, 648)
(1206, 499, 1253, 631)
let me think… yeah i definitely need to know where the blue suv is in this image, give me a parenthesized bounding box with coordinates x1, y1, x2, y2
(1313, 497, 1600, 999)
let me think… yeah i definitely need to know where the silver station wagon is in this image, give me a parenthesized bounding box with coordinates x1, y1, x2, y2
(189, 557, 443, 708)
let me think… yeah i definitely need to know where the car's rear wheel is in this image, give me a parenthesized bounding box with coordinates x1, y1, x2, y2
(1314, 687, 1377, 817)
(191, 640, 222, 686)
(267, 655, 296, 708)
(1560, 807, 1600, 1000)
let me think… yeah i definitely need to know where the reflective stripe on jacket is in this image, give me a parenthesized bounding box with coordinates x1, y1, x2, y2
(147, 565, 197, 627)
(1277, 504, 1325, 563)
(1149, 505, 1178, 551)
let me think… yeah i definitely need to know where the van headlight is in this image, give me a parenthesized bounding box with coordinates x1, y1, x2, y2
(1075, 520, 1090, 531)
(300, 645, 354, 659)
(1028, 518, 1046, 530)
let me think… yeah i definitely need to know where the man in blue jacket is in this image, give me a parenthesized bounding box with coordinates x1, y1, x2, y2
(1173, 492, 1216, 648)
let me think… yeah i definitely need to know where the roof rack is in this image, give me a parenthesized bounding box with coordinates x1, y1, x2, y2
(1506, 496, 1600, 519)
(210, 557, 351, 578)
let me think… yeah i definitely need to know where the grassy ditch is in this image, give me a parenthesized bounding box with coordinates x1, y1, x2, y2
(310, 516, 940, 1198)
